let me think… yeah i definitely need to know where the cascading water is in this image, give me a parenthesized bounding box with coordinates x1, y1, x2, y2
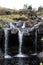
(15, 22, 28, 57)
(35, 30, 37, 54)
(18, 22, 26, 54)
(4, 28, 11, 58)
(18, 30, 23, 54)
(10, 22, 15, 29)
(31, 22, 42, 55)
(34, 22, 42, 55)
(32, 29, 38, 55)
(22, 22, 25, 28)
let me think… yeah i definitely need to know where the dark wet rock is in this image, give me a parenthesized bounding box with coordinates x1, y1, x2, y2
(37, 23, 43, 52)
(29, 55, 40, 65)
(22, 30, 35, 55)
(12, 22, 17, 26)
(36, 17, 42, 22)
(0, 58, 4, 65)
(21, 28, 31, 35)
(11, 28, 18, 34)
(0, 29, 5, 52)
(38, 23, 43, 34)
(12, 21, 31, 28)
(14, 21, 23, 28)
(37, 32, 43, 52)
(30, 15, 37, 20)
(28, 11, 37, 20)
(0, 49, 4, 58)
(37, 51, 43, 61)
(8, 29, 19, 56)
(22, 26, 43, 55)
(24, 22, 31, 28)
(0, 29, 4, 58)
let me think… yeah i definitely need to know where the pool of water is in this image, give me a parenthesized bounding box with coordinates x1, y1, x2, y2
(0, 56, 40, 65)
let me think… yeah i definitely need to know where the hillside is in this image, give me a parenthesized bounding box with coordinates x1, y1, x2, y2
(0, 6, 43, 27)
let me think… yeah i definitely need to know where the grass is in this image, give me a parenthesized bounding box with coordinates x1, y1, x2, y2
(0, 6, 43, 28)
(0, 14, 28, 27)
(0, 14, 28, 22)
(0, 14, 19, 22)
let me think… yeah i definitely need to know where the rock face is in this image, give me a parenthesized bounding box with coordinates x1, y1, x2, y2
(0, 28, 5, 58)
(8, 29, 19, 56)
(37, 23, 43, 52)
(0, 20, 43, 57)
(22, 29, 35, 55)
(22, 25, 43, 55)
(38, 51, 43, 61)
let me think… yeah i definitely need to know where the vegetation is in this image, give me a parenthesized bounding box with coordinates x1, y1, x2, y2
(37, 6, 43, 16)
(0, 5, 43, 23)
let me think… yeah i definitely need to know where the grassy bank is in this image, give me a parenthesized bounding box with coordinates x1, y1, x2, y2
(0, 6, 43, 28)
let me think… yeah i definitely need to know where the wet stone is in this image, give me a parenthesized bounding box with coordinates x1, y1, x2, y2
(8, 29, 19, 56)
(11, 28, 18, 34)
(0, 29, 4, 58)
(22, 30, 35, 55)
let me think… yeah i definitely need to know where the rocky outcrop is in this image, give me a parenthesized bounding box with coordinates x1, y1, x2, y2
(8, 29, 19, 56)
(22, 29, 35, 55)
(0, 28, 4, 58)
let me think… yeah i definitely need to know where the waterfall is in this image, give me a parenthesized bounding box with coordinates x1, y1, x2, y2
(35, 30, 37, 54)
(34, 22, 42, 54)
(18, 30, 23, 54)
(18, 22, 26, 54)
(22, 22, 25, 28)
(14, 22, 28, 57)
(31, 22, 42, 55)
(10, 22, 15, 28)
(4, 29, 8, 56)
(4, 28, 11, 58)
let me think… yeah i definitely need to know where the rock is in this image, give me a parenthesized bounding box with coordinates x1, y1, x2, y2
(37, 51, 43, 61)
(36, 17, 42, 22)
(8, 29, 19, 56)
(16, 21, 23, 28)
(22, 29, 35, 55)
(28, 11, 37, 20)
(11, 28, 18, 34)
(0, 49, 4, 58)
(0, 29, 4, 56)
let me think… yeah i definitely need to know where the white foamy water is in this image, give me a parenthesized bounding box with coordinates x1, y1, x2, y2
(4, 55, 11, 58)
(22, 22, 25, 28)
(15, 53, 28, 57)
(10, 22, 15, 29)
(4, 28, 11, 58)
(18, 30, 23, 54)
(4, 29, 8, 56)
